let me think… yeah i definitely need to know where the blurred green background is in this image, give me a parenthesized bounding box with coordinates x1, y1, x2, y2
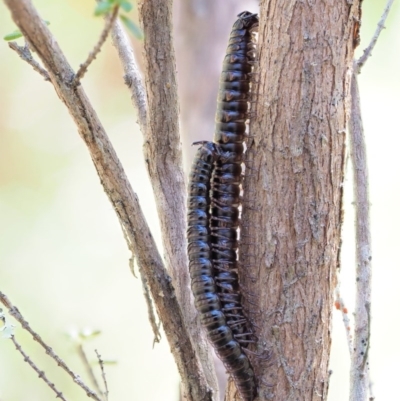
(0, 1, 399, 400)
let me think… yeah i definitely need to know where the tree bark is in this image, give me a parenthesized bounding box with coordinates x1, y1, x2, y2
(239, 1, 362, 400)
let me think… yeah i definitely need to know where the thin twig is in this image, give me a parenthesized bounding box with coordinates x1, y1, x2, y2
(0, 292, 102, 401)
(8, 42, 50, 81)
(356, 0, 395, 72)
(10, 335, 68, 401)
(77, 343, 103, 397)
(110, 20, 147, 132)
(95, 350, 109, 401)
(73, 6, 119, 86)
(139, 268, 162, 345)
(348, 70, 372, 401)
(348, 3, 395, 399)
(126, 230, 161, 344)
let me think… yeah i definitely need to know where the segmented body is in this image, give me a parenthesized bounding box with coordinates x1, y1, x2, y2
(211, 12, 258, 349)
(187, 141, 256, 401)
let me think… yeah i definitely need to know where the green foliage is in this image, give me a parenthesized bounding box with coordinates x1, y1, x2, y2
(95, 0, 142, 40)
(3, 21, 50, 42)
(94, 0, 132, 16)
(119, 15, 143, 39)
(3, 30, 24, 41)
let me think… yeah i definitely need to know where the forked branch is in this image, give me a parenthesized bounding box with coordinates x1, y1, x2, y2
(0, 292, 101, 401)
(3, 1, 212, 400)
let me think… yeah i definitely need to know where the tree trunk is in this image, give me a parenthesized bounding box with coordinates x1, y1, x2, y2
(238, 1, 362, 400)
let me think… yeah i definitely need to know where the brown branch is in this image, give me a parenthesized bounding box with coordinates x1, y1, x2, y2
(0, 292, 102, 401)
(95, 350, 109, 401)
(348, 70, 372, 401)
(8, 41, 50, 81)
(110, 20, 147, 133)
(356, 0, 395, 72)
(114, 1, 217, 394)
(73, 6, 119, 86)
(11, 336, 68, 401)
(3, 1, 212, 400)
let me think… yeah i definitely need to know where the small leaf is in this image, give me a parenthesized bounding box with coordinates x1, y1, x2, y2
(102, 359, 118, 365)
(4, 21, 50, 41)
(79, 328, 102, 340)
(94, 1, 114, 16)
(119, 1, 133, 12)
(4, 30, 24, 41)
(120, 15, 143, 39)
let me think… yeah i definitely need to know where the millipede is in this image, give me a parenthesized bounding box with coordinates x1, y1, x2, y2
(211, 11, 259, 352)
(187, 141, 256, 401)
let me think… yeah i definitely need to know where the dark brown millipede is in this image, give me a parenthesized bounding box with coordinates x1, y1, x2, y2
(187, 141, 256, 401)
(210, 10, 259, 401)
(187, 11, 258, 401)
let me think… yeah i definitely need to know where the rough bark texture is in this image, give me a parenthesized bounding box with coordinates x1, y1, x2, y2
(239, 1, 362, 400)
(137, 0, 188, 334)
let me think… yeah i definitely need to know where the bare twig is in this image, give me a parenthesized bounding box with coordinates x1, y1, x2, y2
(111, 20, 147, 132)
(95, 350, 109, 401)
(73, 6, 119, 86)
(348, 70, 372, 401)
(77, 344, 103, 397)
(0, 292, 101, 401)
(10, 336, 68, 401)
(3, 2, 212, 400)
(128, 254, 137, 278)
(127, 246, 161, 344)
(139, 268, 162, 345)
(8, 41, 50, 81)
(348, 3, 395, 400)
(356, 0, 395, 72)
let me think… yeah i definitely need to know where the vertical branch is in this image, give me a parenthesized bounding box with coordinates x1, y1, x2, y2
(348, 71, 372, 401)
(137, 0, 218, 395)
(349, 2, 395, 399)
